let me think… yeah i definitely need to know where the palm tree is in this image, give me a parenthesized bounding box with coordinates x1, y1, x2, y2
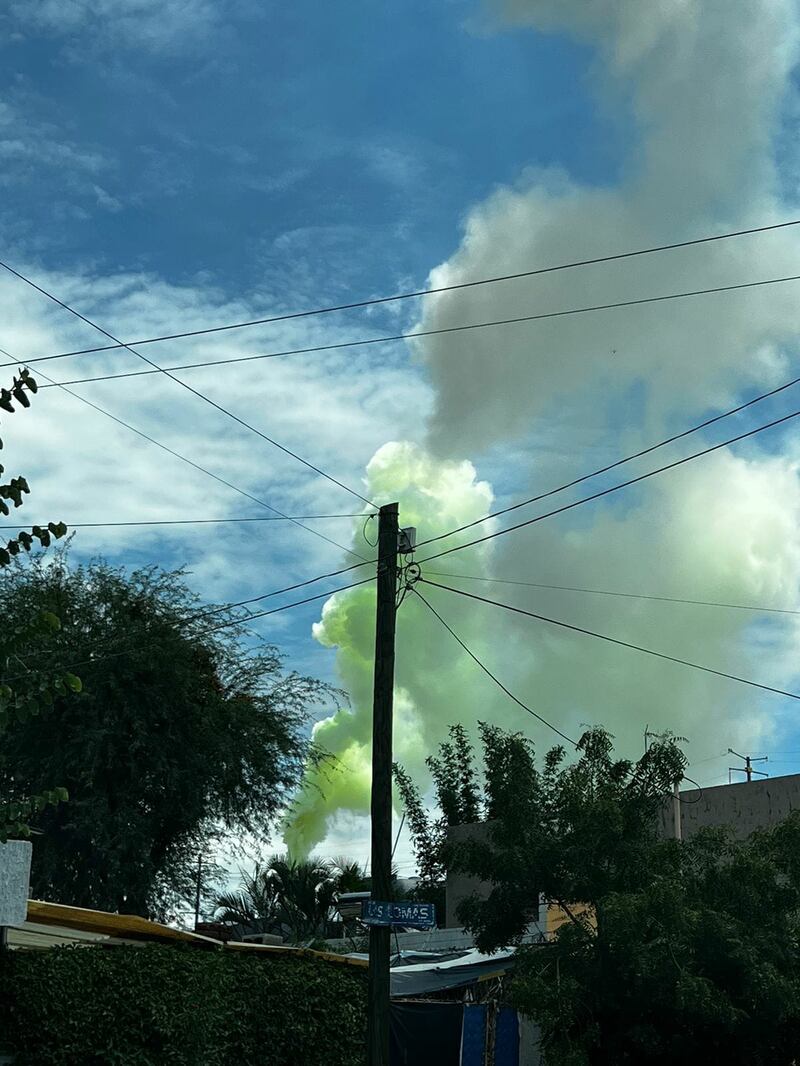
(215, 853, 404, 944)
(330, 856, 370, 893)
(215, 854, 339, 944)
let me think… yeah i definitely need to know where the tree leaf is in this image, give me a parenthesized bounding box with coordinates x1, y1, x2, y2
(64, 673, 82, 693)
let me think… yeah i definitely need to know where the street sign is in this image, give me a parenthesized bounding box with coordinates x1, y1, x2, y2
(0, 839, 32, 928)
(361, 899, 436, 929)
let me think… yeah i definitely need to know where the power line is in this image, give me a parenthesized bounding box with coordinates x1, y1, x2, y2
(6, 575, 375, 684)
(418, 371, 800, 552)
(13, 217, 800, 362)
(426, 569, 800, 616)
(22, 271, 800, 389)
(0, 346, 367, 563)
(0, 514, 368, 530)
(202, 576, 375, 633)
(420, 578, 800, 702)
(678, 776, 704, 804)
(417, 406, 800, 565)
(0, 262, 375, 508)
(188, 559, 374, 624)
(686, 752, 729, 767)
(413, 586, 577, 746)
(18, 557, 377, 679)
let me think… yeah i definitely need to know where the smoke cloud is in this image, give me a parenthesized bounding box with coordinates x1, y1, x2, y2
(285, 0, 800, 853)
(419, 0, 800, 454)
(283, 441, 495, 856)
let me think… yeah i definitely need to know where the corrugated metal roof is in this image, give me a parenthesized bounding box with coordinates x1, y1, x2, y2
(390, 948, 517, 997)
(16, 900, 367, 968)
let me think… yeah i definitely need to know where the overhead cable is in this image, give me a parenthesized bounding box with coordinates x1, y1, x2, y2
(418, 371, 800, 551)
(5, 575, 376, 684)
(185, 560, 374, 625)
(426, 570, 800, 616)
(22, 272, 800, 389)
(0, 514, 368, 530)
(413, 586, 577, 746)
(0, 261, 375, 508)
(418, 407, 800, 565)
(12, 217, 800, 363)
(20, 559, 377, 676)
(0, 346, 367, 562)
(421, 578, 800, 701)
(200, 575, 375, 633)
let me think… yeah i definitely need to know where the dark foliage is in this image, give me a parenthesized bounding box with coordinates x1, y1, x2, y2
(215, 854, 340, 943)
(0, 944, 366, 1066)
(0, 367, 73, 839)
(440, 724, 800, 1065)
(0, 556, 332, 919)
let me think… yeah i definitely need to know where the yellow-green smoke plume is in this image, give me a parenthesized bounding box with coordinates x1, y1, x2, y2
(283, 440, 494, 856)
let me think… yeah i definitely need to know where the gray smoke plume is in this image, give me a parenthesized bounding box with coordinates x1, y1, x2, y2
(285, 0, 800, 853)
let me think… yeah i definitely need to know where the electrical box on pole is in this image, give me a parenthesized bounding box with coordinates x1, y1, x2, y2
(367, 502, 399, 1066)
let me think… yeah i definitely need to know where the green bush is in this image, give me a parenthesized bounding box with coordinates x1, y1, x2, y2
(0, 944, 367, 1065)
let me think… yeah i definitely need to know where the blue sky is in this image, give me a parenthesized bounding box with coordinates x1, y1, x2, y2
(0, 1, 616, 294)
(4, 0, 800, 867)
(0, 0, 617, 683)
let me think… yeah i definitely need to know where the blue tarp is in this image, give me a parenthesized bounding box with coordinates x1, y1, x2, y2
(390, 1001, 522, 1065)
(495, 1007, 520, 1065)
(461, 1004, 487, 1066)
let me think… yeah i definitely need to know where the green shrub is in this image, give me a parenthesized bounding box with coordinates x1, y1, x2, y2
(0, 945, 367, 1065)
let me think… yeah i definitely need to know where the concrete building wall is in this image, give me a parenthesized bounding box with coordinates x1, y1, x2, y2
(657, 773, 800, 841)
(323, 924, 546, 954)
(324, 925, 478, 954)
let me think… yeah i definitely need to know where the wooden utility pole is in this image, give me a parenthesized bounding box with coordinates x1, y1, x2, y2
(367, 502, 399, 1066)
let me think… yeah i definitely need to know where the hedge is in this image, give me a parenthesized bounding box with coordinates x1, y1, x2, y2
(0, 944, 367, 1065)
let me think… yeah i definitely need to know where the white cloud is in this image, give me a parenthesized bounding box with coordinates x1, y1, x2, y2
(0, 99, 112, 222)
(5, 0, 228, 56)
(92, 185, 123, 212)
(360, 143, 424, 190)
(419, 0, 800, 453)
(0, 138, 106, 172)
(0, 262, 429, 615)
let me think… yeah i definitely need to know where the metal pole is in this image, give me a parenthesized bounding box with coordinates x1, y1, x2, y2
(367, 503, 399, 1066)
(672, 781, 682, 841)
(194, 854, 202, 930)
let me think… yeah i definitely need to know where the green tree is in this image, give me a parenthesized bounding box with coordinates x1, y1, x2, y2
(215, 854, 340, 943)
(393, 723, 481, 919)
(0, 556, 332, 919)
(440, 724, 800, 1066)
(330, 856, 370, 893)
(0, 367, 74, 841)
(215, 855, 390, 944)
